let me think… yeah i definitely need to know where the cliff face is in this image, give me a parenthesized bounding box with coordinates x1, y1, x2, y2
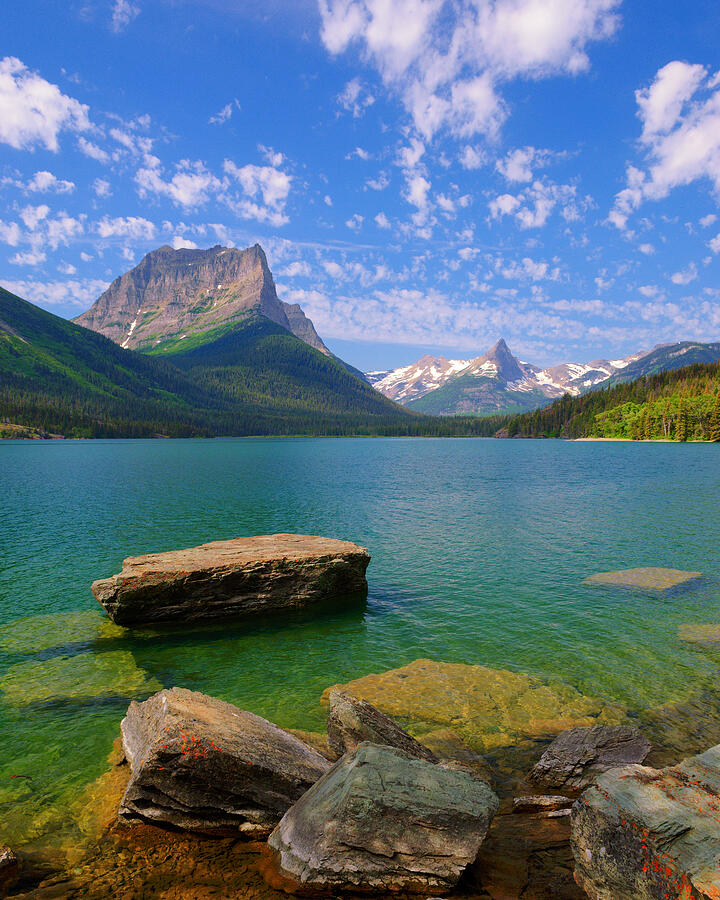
(74, 244, 330, 355)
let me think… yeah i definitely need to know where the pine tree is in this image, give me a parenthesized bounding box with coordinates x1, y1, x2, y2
(710, 394, 720, 442)
(677, 400, 689, 442)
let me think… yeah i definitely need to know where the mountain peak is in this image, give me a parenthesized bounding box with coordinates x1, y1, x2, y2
(73, 243, 329, 355)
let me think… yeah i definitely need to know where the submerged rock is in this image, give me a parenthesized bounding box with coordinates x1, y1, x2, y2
(323, 659, 623, 753)
(326, 690, 436, 760)
(583, 567, 703, 592)
(0, 610, 127, 654)
(0, 651, 160, 706)
(92, 534, 371, 626)
(571, 744, 720, 899)
(0, 846, 19, 897)
(528, 725, 651, 791)
(267, 742, 499, 894)
(119, 687, 331, 834)
(678, 623, 720, 645)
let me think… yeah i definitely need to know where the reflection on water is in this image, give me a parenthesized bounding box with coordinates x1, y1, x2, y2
(0, 437, 719, 870)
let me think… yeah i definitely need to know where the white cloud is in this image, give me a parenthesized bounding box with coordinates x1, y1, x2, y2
(501, 257, 556, 280)
(638, 284, 660, 297)
(45, 214, 84, 249)
(0, 57, 90, 151)
(172, 236, 198, 249)
(58, 261, 77, 274)
(20, 204, 50, 229)
(93, 177, 112, 197)
(111, 0, 140, 32)
(137, 158, 223, 209)
(459, 145, 485, 169)
(25, 170, 75, 193)
(323, 194, 333, 206)
(318, 0, 619, 140)
(496, 146, 553, 183)
(338, 78, 375, 117)
(709, 233, 720, 253)
(209, 99, 241, 125)
(0, 221, 22, 246)
(638, 242, 655, 255)
(280, 260, 313, 277)
(96, 215, 156, 239)
(670, 262, 698, 285)
(2, 278, 110, 307)
(375, 211, 391, 228)
(345, 213, 364, 230)
(611, 61, 720, 227)
(490, 180, 585, 229)
(700, 213, 717, 227)
(366, 172, 390, 190)
(346, 146, 372, 160)
(9, 249, 46, 266)
(78, 136, 110, 163)
(223, 159, 293, 226)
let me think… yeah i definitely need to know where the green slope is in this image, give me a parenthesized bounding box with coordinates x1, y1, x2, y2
(502, 362, 720, 441)
(407, 373, 551, 416)
(0, 287, 423, 437)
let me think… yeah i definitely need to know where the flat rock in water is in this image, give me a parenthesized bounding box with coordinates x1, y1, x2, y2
(267, 742, 499, 894)
(528, 725, 651, 791)
(326, 690, 437, 760)
(583, 567, 703, 592)
(678, 623, 720, 645)
(572, 744, 720, 899)
(322, 659, 623, 753)
(119, 687, 331, 834)
(92, 533, 370, 625)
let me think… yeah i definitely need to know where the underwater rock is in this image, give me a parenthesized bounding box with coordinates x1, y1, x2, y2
(0, 610, 127, 654)
(267, 742, 499, 894)
(528, 725, 651, 791)
(322, 659, 623, 753)
(417, 728, 496, 784)
(326, 690, 437, 760)
(572, 743, 720, 899)
(92, 533, 371, 626)
(119, 687, 331, 834)
(0, 846, 19, 897)
(678, 623, 720, 645)
(0, 651, 160, 706)
(583, 567, 703, 592)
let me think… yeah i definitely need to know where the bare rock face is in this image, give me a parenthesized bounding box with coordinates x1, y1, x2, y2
(74, 244, 331, 355)
(571, 744, 720, 899)
(92, 533, 370, 626)
(267, 742, 499, 895)
(326, 690, 437, 761)
(528, 725, 651, 791)
(119, 687, 331, 834)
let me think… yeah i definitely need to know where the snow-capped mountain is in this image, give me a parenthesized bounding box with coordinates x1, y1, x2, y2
(367, 339, 648, 415)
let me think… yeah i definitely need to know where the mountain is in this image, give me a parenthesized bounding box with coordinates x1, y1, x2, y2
(74, 243, 329, 353)
(369, 338, 720, 416)
(0, 285, 417, 437)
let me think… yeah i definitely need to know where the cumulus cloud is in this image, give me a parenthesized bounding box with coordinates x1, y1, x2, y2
(137, 158, 223, 209)
(223, 159, 293, 226)
(172, 235, 198, 249)
(2, 278, 110, 308)
(318, 0, 620, 140)
(459, 145, 485, 169)
(78, 136, 110, 163)
(209, 99, 241, 125)
(26, 170, 75, 193)
(0, 57, 90, 151)
(490, 180, 582, 228)
(670, 262, 698, 285)
(345, 212, 364, 230)
(610, 61, 720, 227)
(96, 215, 156, 239)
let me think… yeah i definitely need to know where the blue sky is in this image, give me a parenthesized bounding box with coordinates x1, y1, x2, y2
(2, 0, 720, 370)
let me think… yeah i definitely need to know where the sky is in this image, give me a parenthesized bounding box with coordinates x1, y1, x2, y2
(2, 0, 720, 371)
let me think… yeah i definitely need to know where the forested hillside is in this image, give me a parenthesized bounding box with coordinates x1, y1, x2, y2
(502, 363, 720, 441)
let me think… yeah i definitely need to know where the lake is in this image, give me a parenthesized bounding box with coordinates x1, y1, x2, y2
(1, 437, 719, 860)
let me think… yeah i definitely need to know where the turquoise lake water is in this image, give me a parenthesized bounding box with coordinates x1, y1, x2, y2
(1, 437, 720, 857)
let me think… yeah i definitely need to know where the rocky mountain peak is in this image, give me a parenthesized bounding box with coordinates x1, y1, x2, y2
(73, 243, 329, 355)
(468, 337, 526, 383)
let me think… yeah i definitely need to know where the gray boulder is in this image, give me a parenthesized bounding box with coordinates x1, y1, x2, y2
(92, 533, 370, 625)
(572, 744, 720, 899)
(268, 742, 499, 894)
(326, 690, 437, 760)
(119, 687, 331, 834)
(529, 725, 651, 791)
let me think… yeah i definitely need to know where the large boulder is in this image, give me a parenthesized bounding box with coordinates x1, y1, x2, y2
(529, 725, 651, 791)
(92, 533, 370, 625)
(119, 687, 331, 834)
(268, 742, 499, 894)
(571, 744, 720, 899)
(326, 690, 436, 760)
(323, 659, 623, 753)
